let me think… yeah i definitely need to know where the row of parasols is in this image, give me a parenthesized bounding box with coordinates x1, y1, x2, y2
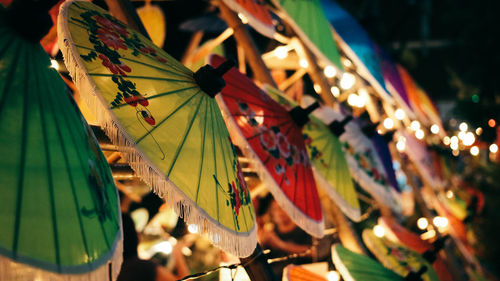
(0, 1, 462, 281)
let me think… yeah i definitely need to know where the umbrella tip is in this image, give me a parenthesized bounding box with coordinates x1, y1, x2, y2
(194, 59, 235, 98)
(288, 102, 320, 127)
(328, 115, 353, 137)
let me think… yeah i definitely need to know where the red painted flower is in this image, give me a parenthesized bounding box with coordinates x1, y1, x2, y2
(98, 54, 131, 76)
(141, 110, 156, 126)
(231, 181, 241, 215)
(259, 127, 278, 151)
(236, 161, 247, 190)
(123, 94, 148, 107)
(277, 133, 291, 158)
(97, 28, 127, 50)
(94, 15, 128, 37)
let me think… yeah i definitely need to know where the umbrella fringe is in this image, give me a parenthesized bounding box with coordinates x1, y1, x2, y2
(58, 0, 257, 258)
(215, 95, 325, 238)
(331, 244, 356, 281)
(0, 238, 123, 281)
(344, 154, 403, 214)
(312, 167, 362, 222)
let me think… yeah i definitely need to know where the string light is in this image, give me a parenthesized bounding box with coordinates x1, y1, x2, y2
(450, 142, 459, 150)
(330, 86, 340, 97)
(327, 271, 341, 281)
(313, 84, 322, 94)
(488, 119, 496, 127)
(274, 46, 288, 59)
(396, 139, 406, 151)
(415, 129, 425, 140)
(446, 190, 454, 199)
(324, 65, 337, 78)
(490, 143, 498, 153)
(347, 93, 365, 108)
(299, 59, 308, 68)
(383, 118, 394, 129)
(237, 13, 249, 24)
(340, 73, 356, 89)
(433, 216, 449, 228)
(188, 224, 199, 234)
(410, 120, 420, 131)
(443, 136, 451, 145)
(459, 122, 468, 132)
(394, 108, 405, 120)
(373, 225, 385, 238)
(50, 59, 59, 70)
(430, 124, 440, 134)
(450, 136, 459, 145)
(342, 58, 352, 67)
(452, 149, 460, 156)
(458, 131, 466, 140)
(470, 146, 479, 156)
(462, 132, 475, 146)
(476, 127, 483, 135)
(417, 217, 429, 230)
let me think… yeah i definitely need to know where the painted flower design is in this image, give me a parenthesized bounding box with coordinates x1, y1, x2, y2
(277, 133, 291, 158)
(97, 28, 127, 50)
(94, 15, 128, 37)
(259, 126, 279, 152)
(98, 54, 131, 76)
(236, 161, 246, 191)
(230, 181, 242, 215)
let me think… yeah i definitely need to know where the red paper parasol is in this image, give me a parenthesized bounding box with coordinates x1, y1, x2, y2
(210, 54, 324, 237)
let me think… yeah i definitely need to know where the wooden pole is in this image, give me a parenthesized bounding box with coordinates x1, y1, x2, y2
(240, 244, 279, 281)
(217, 1, 277, 87)
(105, 0, 150, 38)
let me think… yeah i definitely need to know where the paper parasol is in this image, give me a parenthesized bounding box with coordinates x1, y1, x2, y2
(331, 244, 404, 281)
(362, 229, 440, 281)
(209, 54, 324, 237)
(263, 86, 361, 221)
(0, 7, 122, 280)
(58, 0, 256, 257)
(273, 0, 343, 70)
(221, 0, 275, 38)
(303, 97, 401, 213)
(321, 0, 392, 104)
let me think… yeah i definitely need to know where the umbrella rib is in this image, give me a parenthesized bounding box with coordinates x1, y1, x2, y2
(11, 44, 27, 257)
(194, 97, 209, 203)
(231, 113, 289, 119)
(166, 95, 204, 178)
(89, 73, 188, 83)
(44, 68, 92, 260)
(136, 91, 199, 143)
(37, 62, 62, 269)
(223, 86, 281, 112)
(210, 102, 220, 222)
(110, 85, 198, 109)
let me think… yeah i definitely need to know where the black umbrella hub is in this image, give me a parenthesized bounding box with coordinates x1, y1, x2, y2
(194, 60, 235, 98)
(328, 115, 353, 137)
(289, 102, 320, 128)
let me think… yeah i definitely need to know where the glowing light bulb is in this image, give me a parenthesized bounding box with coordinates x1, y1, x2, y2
(443, 136, 451, 145)
(237, 13, 249, 24)
(340, 73, 355, 89)
(187, 224, 199, 234)
(415, 129, 425, 140)
(396, 140, 406, 151)
(342, 58, 352, 68)
(433, 216, 449, 228)
(383, 118, 394, 129)
(446, 190, 454, 199)
(347, 94, 365, 108)
(452, 149, 460, 156)
(489, 143, 498, 153)
(463, 132, 475, 146)
(458, 131, 466, 140)
(459, 122, 468, 132)
(410, 120, 420, 131)
(470, 146, 479, 156)
(327, 271, 340, 281)
(488, 119, 496, 127)
(324, 65, 337, 78)
(330, 86, 340, 97)
(153, 241, 173, 255)
(274, 46, 288, 59)
(373, 224, 385, 238)
(50, 59, 59, 70)
(417, 217, 429, 230)
(450, 136, 459, 145)
(430, 124, 440, 134)
(394, 109, 405, 120)
(299, 59, 308, 68)
(313, 84, 322, 93)
(476, 127, 483, 135)
(450, 142, 459, 150)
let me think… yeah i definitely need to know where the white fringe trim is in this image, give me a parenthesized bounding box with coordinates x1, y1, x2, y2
(215, 94, 325, 238)
(330, 244, 356, 281)
(0, 237, 123, 281)
(312, 166, 362, 222)
(58, 0, 257, 258)
(221, 0, 276, 39)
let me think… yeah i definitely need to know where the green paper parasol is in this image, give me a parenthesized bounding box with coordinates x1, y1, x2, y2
(331, 244, 404, 281)
(0, 7, 122, 280)
(58, 0, 256, 257)
(273, 0, 343, 71)
(362, 229, 440, 281)
(263, 86, 361, 221)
